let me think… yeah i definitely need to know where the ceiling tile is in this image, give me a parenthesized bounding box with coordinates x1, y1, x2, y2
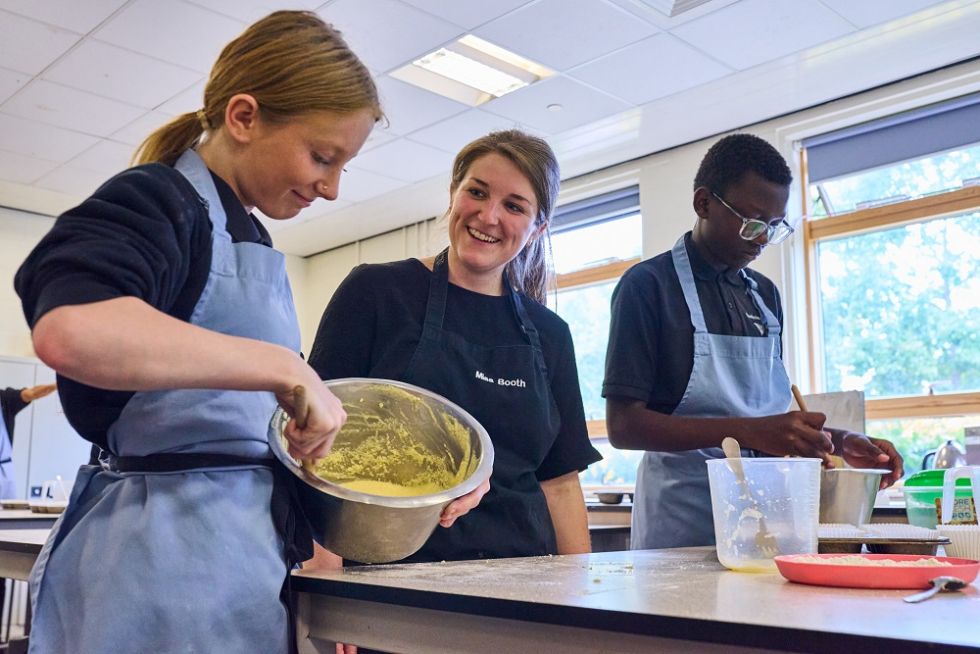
(317, 0, 462, 73)
(0, 67, 29, 104)
(0, 113, 99, 161)
(0, 9, 81, 75)
(157, 80, 207, 115)
(396, 0, 531, 29)
(482, 76, 631, 134)
(474, 0, 658, 70)
(183, 0, 323, 23)
(375, 76, 468, 136)
(569, 33, 731, 105)
(0, 0, 126, 33)
(360, 128, 397, 153)
(338, 166, 408, 203)
(68, 139, 134, 175)
(111, 111, 178, 147)
(0, 150, 60, 184)
(817, 0, 948, 28)
(43, 40, 202, 109)
(671, 0, 854, 70)
(609, 0, 739, 30)
(351, 138, 454, 183)
(2, 80, 144, 137)
(409, 108, 538, 152)
(257, 199, 354, 233)
(93, 0, 245, 74)
(33, 164, 108, 197)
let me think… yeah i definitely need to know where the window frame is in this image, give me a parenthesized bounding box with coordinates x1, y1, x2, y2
(799, 149, 980, 421)
(555, 256, 640, 439)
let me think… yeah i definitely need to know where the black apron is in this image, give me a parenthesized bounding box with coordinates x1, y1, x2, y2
(384, 250, 562, 562)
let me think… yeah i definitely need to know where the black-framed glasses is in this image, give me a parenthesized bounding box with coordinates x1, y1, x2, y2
(711, 191, 794, 245)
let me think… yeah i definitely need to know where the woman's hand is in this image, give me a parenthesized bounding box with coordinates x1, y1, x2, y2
(840, 432, 904, 488)
(439, 477, 490, 528)
(278, 374, 346, 461)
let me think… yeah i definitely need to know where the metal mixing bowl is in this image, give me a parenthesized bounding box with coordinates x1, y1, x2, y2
(819, 468, 886, 524)
(268, 378, 493, 563)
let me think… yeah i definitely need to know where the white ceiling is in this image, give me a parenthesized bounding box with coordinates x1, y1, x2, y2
(1, 0, 979, 255)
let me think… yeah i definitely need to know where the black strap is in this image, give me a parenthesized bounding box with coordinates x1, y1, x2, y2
(106, 452, 271, 473)
(427, 248, 542, 350)
(0, 457, 10, 465)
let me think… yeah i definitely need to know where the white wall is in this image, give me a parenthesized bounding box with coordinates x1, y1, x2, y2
(297, 217, 446, 354)
(0, 208, 54, 358)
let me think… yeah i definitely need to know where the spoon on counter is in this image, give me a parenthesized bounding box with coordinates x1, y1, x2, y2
(903, 576, 968, 603)
(721, 436, 778, 557)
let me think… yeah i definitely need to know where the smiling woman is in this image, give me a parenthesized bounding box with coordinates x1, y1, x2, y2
(308, 130, 601, 581)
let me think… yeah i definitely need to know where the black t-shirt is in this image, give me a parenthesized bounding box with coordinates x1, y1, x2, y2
(603, 231, 783, 414)
(14, 163, 272, 450)
(308, 259, 601, 484)
(1, 388, 28, 442)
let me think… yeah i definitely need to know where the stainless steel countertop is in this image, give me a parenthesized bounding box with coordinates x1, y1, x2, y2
(294, 546, 980, 653)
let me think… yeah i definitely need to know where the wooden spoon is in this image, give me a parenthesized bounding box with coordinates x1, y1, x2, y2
(792, 384, 841, 468)
(292, 385, 316, 475)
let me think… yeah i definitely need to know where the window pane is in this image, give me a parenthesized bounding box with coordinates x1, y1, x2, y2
(868, 415, 978, 475)
(548, 279, 616, 421)
(550, 213, 641, 274)
(817, 209, 980, 398)
(579, 438, 642, 487)
(807, 142, 980, 217)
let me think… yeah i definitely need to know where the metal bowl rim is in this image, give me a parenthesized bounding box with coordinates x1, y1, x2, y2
(268, 377, 495, 508)
(706, 457, 824, 465)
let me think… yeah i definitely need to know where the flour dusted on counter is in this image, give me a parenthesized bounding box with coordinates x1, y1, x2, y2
(789, 555, 952, 567)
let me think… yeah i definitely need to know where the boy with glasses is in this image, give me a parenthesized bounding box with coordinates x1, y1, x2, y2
(602, 133, 903, 549)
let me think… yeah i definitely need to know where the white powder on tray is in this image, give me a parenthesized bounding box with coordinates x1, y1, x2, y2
(789, 555, 952, 567)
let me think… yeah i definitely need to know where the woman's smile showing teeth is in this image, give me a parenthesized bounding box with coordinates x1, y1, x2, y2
(468, 226, 500, 243)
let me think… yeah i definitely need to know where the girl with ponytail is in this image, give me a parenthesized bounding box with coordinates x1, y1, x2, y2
(15, 11, 484, 654)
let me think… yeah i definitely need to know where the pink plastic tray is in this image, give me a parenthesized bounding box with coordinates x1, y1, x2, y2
(775, 553, 980, 589)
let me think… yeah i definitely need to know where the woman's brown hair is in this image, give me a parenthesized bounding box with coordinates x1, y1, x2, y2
(134, 10, 382, 165)
(449, 130, 560, 304)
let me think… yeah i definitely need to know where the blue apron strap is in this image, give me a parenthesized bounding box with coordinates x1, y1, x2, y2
(671, 236, 708, 333)
(740, 269, 781, 338)
(174, 149, 231, 238)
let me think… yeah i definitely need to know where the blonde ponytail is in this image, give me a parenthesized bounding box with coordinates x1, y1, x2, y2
(133, 112, 206, 166)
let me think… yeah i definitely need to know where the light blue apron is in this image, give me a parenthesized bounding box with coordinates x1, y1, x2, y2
(0, 416, 15, 498)
(631, 236, 791, 549)
(28, 149, 300, 653)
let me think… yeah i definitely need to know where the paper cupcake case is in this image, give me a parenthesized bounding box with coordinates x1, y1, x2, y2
(936, 525, 980, 560)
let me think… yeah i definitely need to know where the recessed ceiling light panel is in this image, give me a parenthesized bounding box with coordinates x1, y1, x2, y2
(391, 35, 553, 107)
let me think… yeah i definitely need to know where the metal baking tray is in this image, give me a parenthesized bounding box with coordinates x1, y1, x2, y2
(818, 537, 950, 555)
